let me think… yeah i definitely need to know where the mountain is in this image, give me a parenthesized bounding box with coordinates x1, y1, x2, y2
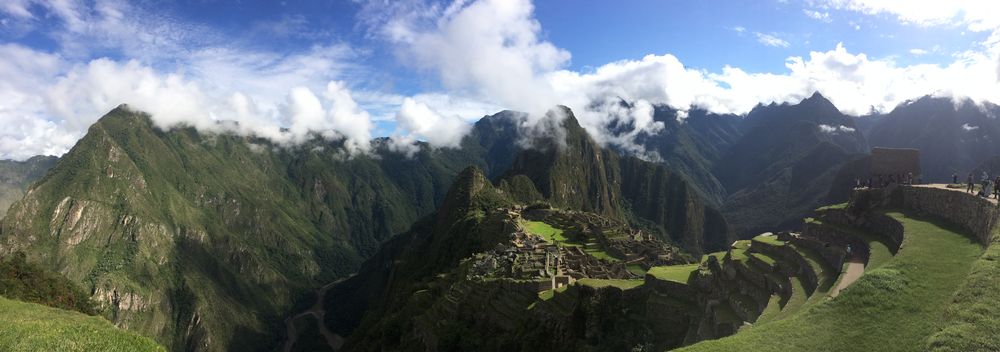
(860, 96, 1000, 181)
(501, 106, 732, 252)
(626, 93, 869, 238)
(0, 106, 487, 351)
(0, 105, 728, 351)
(315, 166, 696, 351)
(637, 106, 745, 206)
(312, 107, 734, 350)
(0, 155, 58, 218)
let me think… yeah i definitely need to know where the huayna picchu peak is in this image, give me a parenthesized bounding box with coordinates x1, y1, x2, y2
(3, 2, 1000, 350)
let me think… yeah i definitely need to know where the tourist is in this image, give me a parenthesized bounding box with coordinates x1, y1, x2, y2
(995, 176, 1000, 199)
(953, 173, 959, 184)
(967, 173, 975, 193)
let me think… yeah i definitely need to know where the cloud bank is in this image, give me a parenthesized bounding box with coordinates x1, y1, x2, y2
(1, 0, 999, 161)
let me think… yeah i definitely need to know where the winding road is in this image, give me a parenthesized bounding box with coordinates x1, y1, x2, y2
(282, 278, 349, 352)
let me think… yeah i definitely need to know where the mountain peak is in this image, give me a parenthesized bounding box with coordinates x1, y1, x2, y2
(802, 91, 834, 106)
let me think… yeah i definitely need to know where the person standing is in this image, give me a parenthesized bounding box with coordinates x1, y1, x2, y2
(953, 173, 959, 184)
(967, 173, 975, 193)
(995, 176, 1000, 199)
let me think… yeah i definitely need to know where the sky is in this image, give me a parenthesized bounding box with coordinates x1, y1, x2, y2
(1, 0, 999, 160)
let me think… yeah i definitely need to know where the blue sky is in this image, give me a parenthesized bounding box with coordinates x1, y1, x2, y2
(0, 0, 998, 160)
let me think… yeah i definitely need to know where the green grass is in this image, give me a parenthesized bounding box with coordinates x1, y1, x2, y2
(816, 202, 848, 211)
(582, 240, 619, 262)
(727, 241, 750, 262)
(752, 233, 786, 247)
(678, 211, 983, 352)
(523, 220, 620, 261)
(538, 285, 569, 301)
(749, 252, 777, 267)
(576, 278, 644, 290)
(752, 295, 784, 326)
(701, 251, 726, 264)
(0, 296, 163, 351)
(647, 264, 700, 284)
(926, 233, 1000, 351)
(627, 264, 647, 276)
(523, 221, 569, 243)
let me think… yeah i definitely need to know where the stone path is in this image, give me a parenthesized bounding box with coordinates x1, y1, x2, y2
(830, 260, 865, 298)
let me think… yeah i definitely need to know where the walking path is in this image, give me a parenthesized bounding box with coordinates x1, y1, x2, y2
(830, 260, 865, 297)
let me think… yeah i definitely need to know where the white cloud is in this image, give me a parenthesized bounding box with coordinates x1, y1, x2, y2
(962, 123, 979, 131)
(375, 0, 570, 117)
(909, 48, 928, 55)
(732, 26, 746, 33)
(0, 0, 34, 18)
(818, 124, 856, 133)
(324, 81, 374, 154)
(4, 0, 1000, 163)
(755, 32, 791, 48)
(803, 9, 832, 23)
(820, 0, 1000, 32)
(391, 98, 471, 153)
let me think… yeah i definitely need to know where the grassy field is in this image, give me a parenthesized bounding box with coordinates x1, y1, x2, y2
(647, 264, 700, 284)
(752, 233, 786, 247)
(523, 221, 570, 243)
(678, 211, 983, 352)
(0, 296, 163, 351)
(523, 220, 619, 261)
(926, 230, 1000, 351)
(627, 264, 647, 276)
(700, 251, 726, 264)
(577, 278, 644, 290)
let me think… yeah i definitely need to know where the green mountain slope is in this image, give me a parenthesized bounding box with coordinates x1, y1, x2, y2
(0, 105, 729, 351)
(502, 106, 733, 253)
(0, 295, 163, 352)
(0, 155, 58, 218)
(317, 166, 697, 351)
(713, 93, 868, 237)
(1, 251, 96, 315)
(0, 106, 483, 351)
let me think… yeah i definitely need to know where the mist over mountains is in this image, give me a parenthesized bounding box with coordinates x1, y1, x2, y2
(1, 90, 1000, 350)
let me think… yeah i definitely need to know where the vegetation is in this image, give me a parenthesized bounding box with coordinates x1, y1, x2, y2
(679, 211, 983, 352)
(522, 221, 569, 243)
(0, 296, 163, 351)
(925, 231, 1000, 351)
(752, 233, 786, 247)
(647, 264, 700, 284)
(0, 252, 95, 315)
(576, 278, 644, 290)
(0, 155, 58, 218)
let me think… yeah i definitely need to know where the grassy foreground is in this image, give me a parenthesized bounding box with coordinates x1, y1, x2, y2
(678, 211, 982, 352)
(0, 296, 163, 352)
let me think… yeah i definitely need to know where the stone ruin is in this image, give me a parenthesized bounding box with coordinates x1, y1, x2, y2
(467, 207, 679, 291)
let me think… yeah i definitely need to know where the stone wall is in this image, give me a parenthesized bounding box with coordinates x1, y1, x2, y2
(900, 186, 1000, 245)
(840, 189, 912, 251)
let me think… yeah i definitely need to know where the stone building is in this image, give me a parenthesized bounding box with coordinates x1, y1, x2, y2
(871, 147, 920, 182)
